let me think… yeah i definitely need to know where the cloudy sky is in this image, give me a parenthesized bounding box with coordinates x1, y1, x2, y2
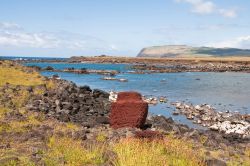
(0, 0, 250, 57)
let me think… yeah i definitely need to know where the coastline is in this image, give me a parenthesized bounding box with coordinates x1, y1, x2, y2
(23, 60, 250, 137)
(17, 56, 250, 74)
(0, 60, 250, 165)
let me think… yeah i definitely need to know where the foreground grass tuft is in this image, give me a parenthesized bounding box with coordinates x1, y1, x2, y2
(227, 147, 250, 166)
(43, 136, 105, 166)
(113, 136, 205, 166)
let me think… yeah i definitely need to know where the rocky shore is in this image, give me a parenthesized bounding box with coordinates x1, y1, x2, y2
(26, 79, 111, 128)
(1, 61, 250, 165)
(39, 66, 120, 76)
(131, 63, 250, 73)
(15, 75, 248, 141)
(172, 102, 250, 139)
(25, 77, 250, 143)
(109, 91, 250, 139)
(29, 58, 250, 75)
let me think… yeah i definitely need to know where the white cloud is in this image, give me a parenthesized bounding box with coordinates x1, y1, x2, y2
(219, 9, 237, 18)
(175, 0, 238, 18)
(0, 22, 117, 52)
(155, 24, 249, 33)
(207, 35, 250, 49)
(0, 31, 60, 48)
(187, 0, 215, 14)
(0, 22, 22, 30)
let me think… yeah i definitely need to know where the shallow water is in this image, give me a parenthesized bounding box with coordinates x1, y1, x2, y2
(25, 62, 250, 128)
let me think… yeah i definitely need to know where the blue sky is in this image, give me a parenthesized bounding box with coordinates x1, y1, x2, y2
(0, 0, 250, 57)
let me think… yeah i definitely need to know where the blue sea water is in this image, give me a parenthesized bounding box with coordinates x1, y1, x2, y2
(0, 56, 67, 61)
(25, 62, 250, 128)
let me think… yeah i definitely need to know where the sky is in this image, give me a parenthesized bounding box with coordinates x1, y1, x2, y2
(0, 0, 250, 57)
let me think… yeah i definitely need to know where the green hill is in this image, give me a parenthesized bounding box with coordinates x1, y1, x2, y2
(137, 45, 250, 57)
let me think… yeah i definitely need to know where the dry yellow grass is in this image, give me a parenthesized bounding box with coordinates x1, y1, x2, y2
(43, 136, 106, 166)
(0, 61, 44, 86)
(40, 134, 206, 166)
(113, 135, 205, 166)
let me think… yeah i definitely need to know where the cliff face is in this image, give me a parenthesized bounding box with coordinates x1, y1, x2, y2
(137, 45, 250, 57)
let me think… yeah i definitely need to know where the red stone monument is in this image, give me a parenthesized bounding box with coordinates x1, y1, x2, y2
(110, 91, 148, 129)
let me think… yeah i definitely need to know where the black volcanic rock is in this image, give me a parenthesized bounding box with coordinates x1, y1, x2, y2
(27, 79, 111, 126)
(43, 66, 55, 71)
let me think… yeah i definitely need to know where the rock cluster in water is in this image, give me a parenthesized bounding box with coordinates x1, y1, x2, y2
(102, 77, 128, 82)
(132, 63, 250, 73)
(41, 66, 119, 76)
(26, 79, 111, 127)
(172, 102, 250, 138)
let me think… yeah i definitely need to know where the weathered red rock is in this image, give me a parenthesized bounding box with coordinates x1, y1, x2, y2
(110, 92, 148, 129)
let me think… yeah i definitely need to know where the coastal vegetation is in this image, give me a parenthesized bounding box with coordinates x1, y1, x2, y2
(0, 60, 250, 165)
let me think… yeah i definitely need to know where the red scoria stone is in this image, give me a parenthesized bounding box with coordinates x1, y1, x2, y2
(134, 130, 164, 140)
(116, 92, 142, 101)
(110, 91, 148, 129)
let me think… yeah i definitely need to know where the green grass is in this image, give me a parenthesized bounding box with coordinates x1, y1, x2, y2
(113, 136, 205, 166)
(42, 135, 206, 166)
(43, 136, 106, 166)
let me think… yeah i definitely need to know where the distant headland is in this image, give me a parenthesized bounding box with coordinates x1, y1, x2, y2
(137, 45, 250, 58)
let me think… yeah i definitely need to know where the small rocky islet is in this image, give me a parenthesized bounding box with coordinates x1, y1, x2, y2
(0, 60, 250, 165)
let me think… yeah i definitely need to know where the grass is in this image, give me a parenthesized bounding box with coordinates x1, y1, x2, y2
(0, 107, 10, 119)
(96, 133, 108, 142)
(0, 61, 55, 109)
(0, 148, 36, 166)
(41, 134, 206, 166)
(43, 136, 106, 166)
(53, 122, 81, 134)
(0, 61, 44, 87)
(227, 147, 250, 166)
(113, 136, 205, 166)
(0, 113, 41, 133)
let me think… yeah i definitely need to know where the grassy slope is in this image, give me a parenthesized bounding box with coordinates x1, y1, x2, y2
(137, 46, 250, 57)
(0, 60, 249, 166)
